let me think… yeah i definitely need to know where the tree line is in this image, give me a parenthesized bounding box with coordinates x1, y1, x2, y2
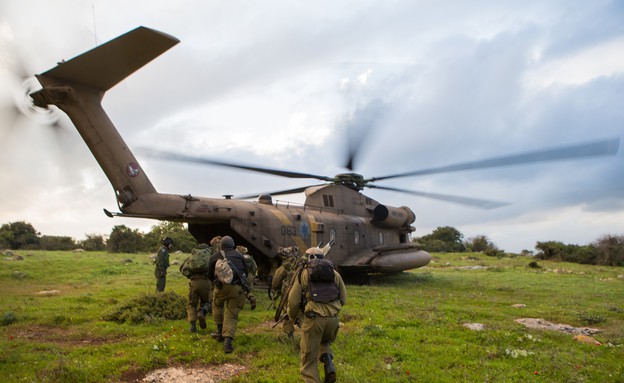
(414, 226, 624, 267)
(2, 221, 622, 266)
(0, 221, 198, 253)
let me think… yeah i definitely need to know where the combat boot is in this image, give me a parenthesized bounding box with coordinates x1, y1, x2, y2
(198, 309, 207, 329)
(320, 353, 336, 383)
(224, 337, 234, 353)
(211, 324, 224, 342)
(189, 321, 197, 333)
(248, 295, 257, 310)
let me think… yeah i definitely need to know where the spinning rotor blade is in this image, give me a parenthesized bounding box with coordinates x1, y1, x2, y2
(1, 48, 68, 144)
(367, 138, 620, 183)
(235, 184, 327, 199)
(369, 184, 509, 209)
(138, 148, 335, 181)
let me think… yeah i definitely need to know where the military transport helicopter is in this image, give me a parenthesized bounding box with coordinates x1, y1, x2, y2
(25, 26, 619, 279)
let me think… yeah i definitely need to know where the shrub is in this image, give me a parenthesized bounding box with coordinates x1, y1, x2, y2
(101, 291, 186, 324)
(593, 234, 624, 266)
(1, 311, 17, 326)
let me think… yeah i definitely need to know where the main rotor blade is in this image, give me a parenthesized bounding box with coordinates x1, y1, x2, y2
(138, 148, 334, 181)
(369, 184, 509, 209)
(367, 138, 620, 182)
(235, 184, 327, 199)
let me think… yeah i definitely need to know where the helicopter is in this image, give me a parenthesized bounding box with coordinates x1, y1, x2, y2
(26, 26, 619, 279)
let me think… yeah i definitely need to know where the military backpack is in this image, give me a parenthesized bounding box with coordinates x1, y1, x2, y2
(180, 247, 211, 278)
(215, 251, 235, 284)
(305, 258, 340, 303)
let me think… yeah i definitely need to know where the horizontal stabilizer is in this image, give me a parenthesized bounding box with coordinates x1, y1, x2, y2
(38, 26, 179, 91)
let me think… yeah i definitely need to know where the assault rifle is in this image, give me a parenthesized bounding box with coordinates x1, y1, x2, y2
(273, 262, 304, 321)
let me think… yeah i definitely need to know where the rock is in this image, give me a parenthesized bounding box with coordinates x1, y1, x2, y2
(574, 334, 601, 345)
(463, 323, 485, 331)
(515, 318, 601, 335)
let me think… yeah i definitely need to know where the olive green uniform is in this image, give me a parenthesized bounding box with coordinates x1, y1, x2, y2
(272, 264, 295, 335)
(288, 266, 347, 383)
(208, 248, 249, 339)
(180, 247, 213, 324)
(211, 283, 246, 338)
(154, 245, 170, 293)
(186, 276, 212, 321)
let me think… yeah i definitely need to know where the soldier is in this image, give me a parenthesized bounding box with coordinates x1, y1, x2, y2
(288, 247, 347, 383)
(238, 245, 258, 309)
(271, 246, 300, 338)
(154, 237, 173, 293)
(179, 243, 213, 333)
(207, 235, 252, 353)
(209, 235, 222, 253)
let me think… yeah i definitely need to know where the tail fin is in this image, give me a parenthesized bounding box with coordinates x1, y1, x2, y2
(34, 26, 179, 94)
(30, 27, 179, 214)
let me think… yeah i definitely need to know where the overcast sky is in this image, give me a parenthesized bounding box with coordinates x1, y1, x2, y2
(1, 0, 623, 252)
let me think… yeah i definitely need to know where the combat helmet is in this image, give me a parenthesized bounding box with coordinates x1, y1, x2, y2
(162, 237, 174, 247)
(305, 247, 324, 259)
(221, 236, 235, 250)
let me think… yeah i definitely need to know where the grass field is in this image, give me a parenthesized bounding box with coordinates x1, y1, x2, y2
(1, 250, 623, 382)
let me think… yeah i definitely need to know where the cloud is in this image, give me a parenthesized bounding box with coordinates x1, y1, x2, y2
(1, 0, 623, 253)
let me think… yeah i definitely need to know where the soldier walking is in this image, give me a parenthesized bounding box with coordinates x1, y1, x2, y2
(207, 236, 253, 353)
(180, 243, 213, 332)
(288, 247, 347, 383)
(271, 246, 301, 338)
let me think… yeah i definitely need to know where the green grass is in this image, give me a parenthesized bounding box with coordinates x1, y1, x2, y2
(1, 251, 623, 382)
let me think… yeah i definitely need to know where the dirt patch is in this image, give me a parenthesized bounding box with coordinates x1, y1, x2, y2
(122, 364, 247, 383)
(9, 325, 126, 346)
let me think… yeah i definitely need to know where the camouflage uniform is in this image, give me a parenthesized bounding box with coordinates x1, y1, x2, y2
(272, 256, 299, 337)
(237, 246, 258, 309)
(154, 244, 170, 293)
(180, 244, 213, 332)
(288, 251, 347, 383)
(207, 236, 250, 353)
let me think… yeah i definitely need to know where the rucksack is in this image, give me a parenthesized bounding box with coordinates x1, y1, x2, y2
(306, 258, 339, 303)
(215, 252, 234, 284)
(244, 254, 258, 276)
(180, 247, 211, 278)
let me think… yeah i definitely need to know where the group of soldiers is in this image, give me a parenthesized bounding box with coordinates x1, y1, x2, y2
(153, 236, 346, 383)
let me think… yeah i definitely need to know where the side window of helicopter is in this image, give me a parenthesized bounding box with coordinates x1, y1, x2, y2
(354, 230, 360, 245)
(379, 232, 384, 244)
(322, 194, 334, 207)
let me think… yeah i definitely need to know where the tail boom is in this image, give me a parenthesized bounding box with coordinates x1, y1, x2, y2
(30, 27, 179, 214)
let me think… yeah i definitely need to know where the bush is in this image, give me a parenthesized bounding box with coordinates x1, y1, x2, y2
(416, 226, 466, 252)
(593, 234, 624, 266)
(39, 235, 76, 251)
(101, 291, 186, 324)
(107, 225, 145, 253)
(1, 311, 17, 326)
(535, 238, 624, 266)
